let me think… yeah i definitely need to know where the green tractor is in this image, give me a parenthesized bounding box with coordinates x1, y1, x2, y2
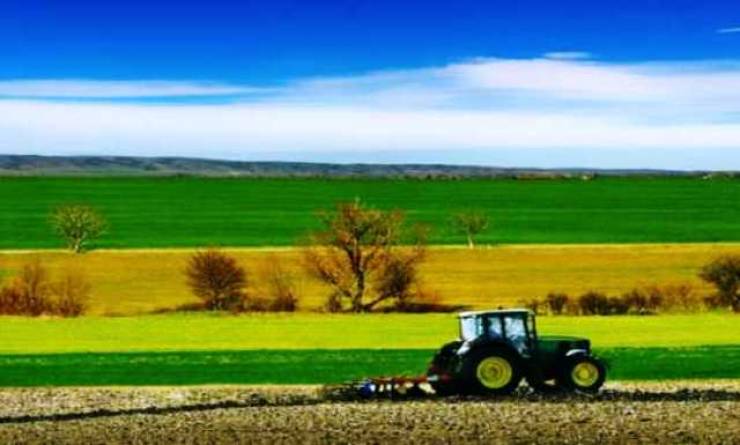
(427, 309, 606, 395)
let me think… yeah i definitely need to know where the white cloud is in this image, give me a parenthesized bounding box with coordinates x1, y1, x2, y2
(717, 27, 740, 34)
(2, 56, 740, 168)
(542, 51, 592, 60)
(0, 80, 266, 98)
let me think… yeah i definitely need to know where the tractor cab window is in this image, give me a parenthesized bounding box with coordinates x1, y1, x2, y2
(503, 315, 529, 354)
(486, 316, 503, 338)
(460, 316, 483, 341)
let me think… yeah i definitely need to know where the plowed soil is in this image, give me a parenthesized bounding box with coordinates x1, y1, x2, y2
(0, 382, 738, 444)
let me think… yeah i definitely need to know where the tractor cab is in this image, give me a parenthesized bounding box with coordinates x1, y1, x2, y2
(458, 309, 536, 356)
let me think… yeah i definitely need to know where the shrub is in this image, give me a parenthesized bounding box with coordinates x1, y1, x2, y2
(656, 283, 702, 312)
(262, 258, 299, 312)
(545, 292, 569, 315)
(577, 291, 610, 315)
(10, 261, 51, 316)
(699, 255, 740, 312)
(0, 262, 88, 317)
(0, 286, 24, 315)
(185, 249, 247, 311)
(607, 296, 631, 315)
(49, 273, 90, 317)
(519, 297, 543, 315)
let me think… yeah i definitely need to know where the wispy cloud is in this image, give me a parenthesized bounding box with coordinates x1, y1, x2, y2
(542, 51, 592, 60)
(0, 80, 267, 99)
(717, 27, 740, 34)
(2, 56, 740, 169)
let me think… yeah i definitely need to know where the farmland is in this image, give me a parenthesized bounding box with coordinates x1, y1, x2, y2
(0, 383, 738, 444)
(0, 313, 737, 385)
(2, 243, 738, 314)
(0, 176, 738, 390)
(0, 177, 739, 249)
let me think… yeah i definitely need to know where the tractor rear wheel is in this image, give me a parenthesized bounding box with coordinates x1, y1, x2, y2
(461, 348, 522, 395)
(559, 356, 606, 393)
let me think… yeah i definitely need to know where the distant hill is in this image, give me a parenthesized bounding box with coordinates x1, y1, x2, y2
(0, 154, 729, 178)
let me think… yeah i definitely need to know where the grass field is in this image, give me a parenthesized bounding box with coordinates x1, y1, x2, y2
(1, 313, 737, 353)
(1, 177, 739, 249)
(2, 244, 737, 314)
(0, 314, 737, 385)
(1, 347, 738, 386)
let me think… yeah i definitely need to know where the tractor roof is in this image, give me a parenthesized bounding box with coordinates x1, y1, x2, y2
(458, 309, 534, 318)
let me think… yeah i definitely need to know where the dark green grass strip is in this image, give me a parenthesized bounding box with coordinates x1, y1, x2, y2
(0, 346, 737, 386)
(1, 177, 740, 248)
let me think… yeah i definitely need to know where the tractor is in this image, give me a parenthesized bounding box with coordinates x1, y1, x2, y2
(426, 309, 606, 395)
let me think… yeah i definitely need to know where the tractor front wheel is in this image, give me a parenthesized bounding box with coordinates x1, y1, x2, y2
(560, 356, 606, 393)
(462, 349, 522, 395)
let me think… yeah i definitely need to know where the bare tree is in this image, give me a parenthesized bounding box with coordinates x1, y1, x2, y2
(451, 210, 490, 249)
(185, 249, 247, 311)
(304, 199, 426, 312)
(51, 205, 106, 253)
(700, 255, 740, 312)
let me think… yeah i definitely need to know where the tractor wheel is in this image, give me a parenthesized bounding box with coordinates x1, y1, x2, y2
(461, 348, 522, 396)
(559, 356, 606, 393)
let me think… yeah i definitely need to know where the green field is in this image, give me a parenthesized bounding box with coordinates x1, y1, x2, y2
(1, 347, 738, 386)
(0, 314, 737, 385)
(1, 177, 739, 248)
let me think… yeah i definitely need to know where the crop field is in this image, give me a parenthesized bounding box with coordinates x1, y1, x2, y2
(0, 313, 737, 385)
(1, 177, 739, 249)
(0, 383, 738, 444)
(2, 243, 737, 314)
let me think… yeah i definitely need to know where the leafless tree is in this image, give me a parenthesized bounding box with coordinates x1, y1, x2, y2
(304, 199, 426, 312)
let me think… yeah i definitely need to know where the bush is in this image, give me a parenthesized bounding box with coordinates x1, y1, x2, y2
(185, 249, 247, 311)
(5, 261, 52, 316)
(0, 262, 89, 317)
(577, 291, 610, 315)
(262, 258, 299, 312)
(654, 283, 702, 312)
(607, 296, 631, 315)
(545, 292, 569, 315)
(49, 273, 90, 317)
(0, 286, 25, 315)
(519, 297, 543, 315)
(699, 255, 740, 312)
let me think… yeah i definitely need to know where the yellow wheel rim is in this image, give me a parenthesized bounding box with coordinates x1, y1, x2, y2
(476, 357, 513, 389)
(571, 362, 600, 387)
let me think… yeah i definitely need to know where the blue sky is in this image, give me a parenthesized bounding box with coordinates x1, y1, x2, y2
(2, 0, 740, 169)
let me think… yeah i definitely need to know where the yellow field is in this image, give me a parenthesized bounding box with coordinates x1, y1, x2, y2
(0, 244, 737, 315)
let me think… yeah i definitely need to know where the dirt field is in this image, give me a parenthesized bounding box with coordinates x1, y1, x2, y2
(1, 382, 738, 444)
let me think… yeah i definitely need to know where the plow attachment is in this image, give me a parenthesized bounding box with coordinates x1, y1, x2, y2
(322, 375, 448, 401)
